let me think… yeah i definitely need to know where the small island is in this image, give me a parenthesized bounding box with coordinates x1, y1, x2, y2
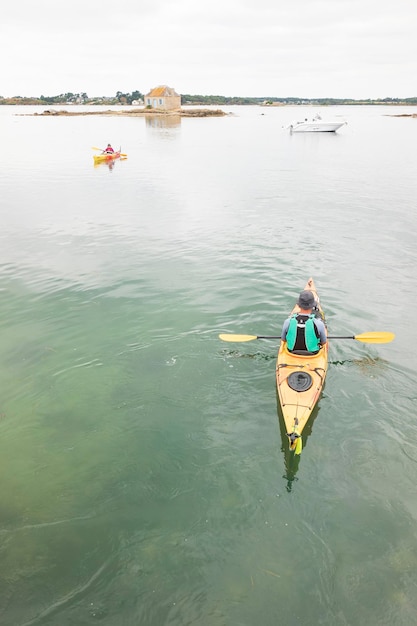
(387, 113, 417, 118)
(29, 107, 227, 118)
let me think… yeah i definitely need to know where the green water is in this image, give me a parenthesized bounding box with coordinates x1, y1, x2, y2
(0, 104, 417, 625)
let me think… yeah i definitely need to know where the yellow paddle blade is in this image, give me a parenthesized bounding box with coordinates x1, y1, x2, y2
(91, 146, 103, 151)
(295, 437, 303, 455)
(354, 332, 395, 343)
(219, 334, 258, 342)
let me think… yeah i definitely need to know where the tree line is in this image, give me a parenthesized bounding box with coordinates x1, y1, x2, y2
(1, 91, 416, 106)
(182, 94, 417, 106)
(0, 91, 144, 105)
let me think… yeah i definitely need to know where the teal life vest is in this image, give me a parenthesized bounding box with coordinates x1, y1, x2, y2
(286, 314, 320, 353)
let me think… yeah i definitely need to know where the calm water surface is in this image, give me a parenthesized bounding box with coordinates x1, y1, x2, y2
(1, 104, 417, 625)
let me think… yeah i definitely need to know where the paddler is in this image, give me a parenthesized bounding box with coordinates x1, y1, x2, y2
(281, 290, 327, 354)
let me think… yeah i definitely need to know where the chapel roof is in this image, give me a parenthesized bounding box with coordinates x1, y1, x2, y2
(146, 85, 179, 97)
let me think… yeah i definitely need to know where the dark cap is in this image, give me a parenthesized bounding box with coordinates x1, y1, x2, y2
(297, 290, 315, 309)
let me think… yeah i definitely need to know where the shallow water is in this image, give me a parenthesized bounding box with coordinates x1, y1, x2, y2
(1, 104, 417, 625)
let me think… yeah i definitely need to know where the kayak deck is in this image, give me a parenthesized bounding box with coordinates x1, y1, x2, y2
(276, 278, 328, 451)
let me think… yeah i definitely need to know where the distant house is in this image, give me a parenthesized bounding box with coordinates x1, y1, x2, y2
(144, 85, 181, 110)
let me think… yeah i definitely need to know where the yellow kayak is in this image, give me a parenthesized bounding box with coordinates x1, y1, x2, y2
(276, 278, 328, 454)
(93, 151, 123, 164)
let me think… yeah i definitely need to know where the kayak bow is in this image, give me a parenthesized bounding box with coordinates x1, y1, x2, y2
(276, 278, 328, 454)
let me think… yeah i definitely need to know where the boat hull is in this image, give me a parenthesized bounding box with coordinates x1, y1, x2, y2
(276, 278, 328, 451)
(290, 121, 346, 133)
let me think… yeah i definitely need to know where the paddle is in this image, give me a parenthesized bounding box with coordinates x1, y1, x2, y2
(91, 146, 127, 156)
(219, 332, 395, 344)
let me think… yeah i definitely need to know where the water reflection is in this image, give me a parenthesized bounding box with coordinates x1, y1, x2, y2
(219, 348, 275, 362)
(276, 389, 320, 492)
(145, 114, 181, 130)
(93, 157, 127, 172)
(330, 356, 388, 375)
(94, 159, 116, 172)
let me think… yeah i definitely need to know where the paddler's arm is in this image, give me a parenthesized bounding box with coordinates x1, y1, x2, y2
(315, 319, 327, 345)
(281, 318, 290, 341)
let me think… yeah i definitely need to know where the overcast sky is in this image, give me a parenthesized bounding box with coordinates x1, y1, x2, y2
(2, 0, 416, 99)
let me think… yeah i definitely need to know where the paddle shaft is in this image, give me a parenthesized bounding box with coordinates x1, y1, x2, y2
(257, 335, 387, 340)
(238, 335, 357, 340)
(218, 331, 395, 343)
(92, 146, 127, 156)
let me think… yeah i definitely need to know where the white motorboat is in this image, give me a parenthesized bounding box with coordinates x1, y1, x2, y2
(288, 114, 346, 133)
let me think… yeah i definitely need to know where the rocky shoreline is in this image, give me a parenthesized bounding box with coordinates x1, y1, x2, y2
(387, 113, 417, 117)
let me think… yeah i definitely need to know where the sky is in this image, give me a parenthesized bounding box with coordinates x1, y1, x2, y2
(2, 0, 417, 99)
